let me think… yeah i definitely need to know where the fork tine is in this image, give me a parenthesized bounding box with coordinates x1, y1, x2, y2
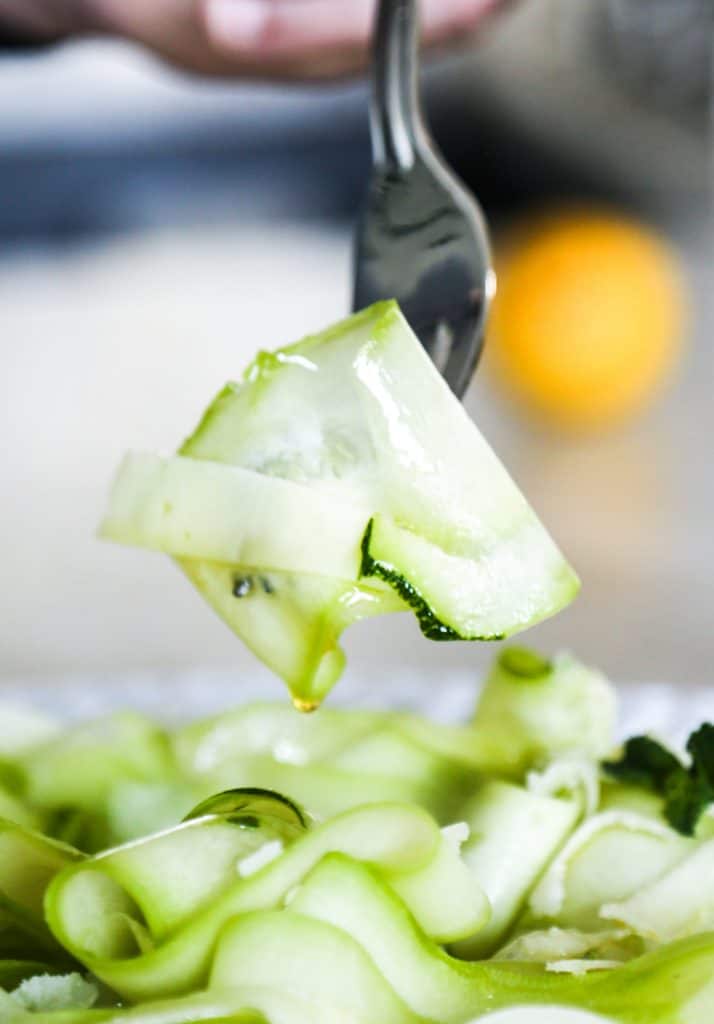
(353, 0, 493, 400)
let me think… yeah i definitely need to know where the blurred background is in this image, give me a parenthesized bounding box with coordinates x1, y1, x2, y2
(1, 0, 712, 698)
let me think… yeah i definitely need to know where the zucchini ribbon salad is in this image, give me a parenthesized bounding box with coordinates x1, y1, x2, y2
(3, 303, 714, 1023)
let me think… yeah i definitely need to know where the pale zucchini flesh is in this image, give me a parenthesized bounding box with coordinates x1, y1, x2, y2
(100, 453, 369, 580)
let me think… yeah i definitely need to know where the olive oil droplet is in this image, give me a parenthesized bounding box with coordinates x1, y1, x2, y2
(292, 697, 319, 714)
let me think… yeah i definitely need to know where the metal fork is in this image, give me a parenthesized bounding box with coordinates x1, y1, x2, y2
(352, 0, 494, 399)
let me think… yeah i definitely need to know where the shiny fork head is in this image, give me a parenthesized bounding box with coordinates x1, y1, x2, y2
(352, 0, 494, 399)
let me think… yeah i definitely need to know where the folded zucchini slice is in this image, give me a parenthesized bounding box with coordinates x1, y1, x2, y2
(102, 301, 578, 704)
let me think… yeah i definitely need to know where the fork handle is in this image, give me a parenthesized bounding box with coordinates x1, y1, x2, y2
(370, 0, 425, 172)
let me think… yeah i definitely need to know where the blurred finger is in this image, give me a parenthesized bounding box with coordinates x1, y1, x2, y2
(202, 0, 501, 59)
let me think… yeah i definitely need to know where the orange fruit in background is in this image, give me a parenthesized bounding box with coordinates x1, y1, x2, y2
(487, 209, 687, 430)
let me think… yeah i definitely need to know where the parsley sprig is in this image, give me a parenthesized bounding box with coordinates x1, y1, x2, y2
(603, 723, 714, 836)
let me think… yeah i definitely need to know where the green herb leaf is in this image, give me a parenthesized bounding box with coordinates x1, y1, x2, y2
(604, 736, 683, 790)
(687, 723, 714, 786)
(604, 725, 714, 836)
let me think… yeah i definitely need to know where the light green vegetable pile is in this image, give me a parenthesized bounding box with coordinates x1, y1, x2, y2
(1, 648, 714, 1023)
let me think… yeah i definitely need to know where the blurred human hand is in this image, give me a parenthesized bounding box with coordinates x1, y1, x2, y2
(0, 0, 504, 78)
